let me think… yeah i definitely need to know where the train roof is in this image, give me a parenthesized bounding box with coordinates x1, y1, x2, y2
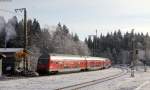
(50, 53, 84, 57)
(85, 56, 109, 61)
(39, 53, 110, 61)
(48, 54, 109, 61)
(50, 53, 108, 58)
(50, 54, 85, 61)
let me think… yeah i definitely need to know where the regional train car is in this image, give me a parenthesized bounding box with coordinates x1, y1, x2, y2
(49, 54, 86, 73)
(37, 54, 86, 74)
(37, 54, 111, 74)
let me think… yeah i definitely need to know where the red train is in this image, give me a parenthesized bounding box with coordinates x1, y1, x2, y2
(37, 54, 111, 74)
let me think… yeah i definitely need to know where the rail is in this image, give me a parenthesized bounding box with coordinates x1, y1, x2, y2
(55, 66, 128, 90)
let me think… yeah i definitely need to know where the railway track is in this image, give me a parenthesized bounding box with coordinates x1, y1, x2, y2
(55, 67, 128, 90)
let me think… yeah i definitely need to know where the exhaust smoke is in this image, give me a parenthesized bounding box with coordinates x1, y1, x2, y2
(0, 16, 17, 48)
(0, 16, 6, 34)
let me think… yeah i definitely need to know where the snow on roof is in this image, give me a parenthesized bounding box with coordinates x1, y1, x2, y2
(51, 56, 85, 61)
(0, 48, 23, 52)
(50, 53, 83, 57)
(85, 56, 108, 61)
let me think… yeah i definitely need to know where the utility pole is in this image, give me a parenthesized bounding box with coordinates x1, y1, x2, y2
(88, 35, 95, 56)
(95, 30, 97, 56)
(15, 8, 28, 75)
(144, 37, 148, 72)
(131, 37, 136, 77)
(88, 30, 97, 56)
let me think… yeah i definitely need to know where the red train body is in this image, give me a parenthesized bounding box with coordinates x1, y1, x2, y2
(37, 54, 111, 74)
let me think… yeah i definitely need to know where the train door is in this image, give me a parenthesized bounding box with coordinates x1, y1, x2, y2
(58, 61, 64, 72)
(80, 60, 86, 70)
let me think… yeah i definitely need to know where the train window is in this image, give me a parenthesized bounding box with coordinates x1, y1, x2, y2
(38, 58, 49, 64)
(64, 65, 69, 68)
(50, 61, 59, 64)
(58, 62, 63, 64)
(38, 54, 49, 64)
(55, 62, 59, 64)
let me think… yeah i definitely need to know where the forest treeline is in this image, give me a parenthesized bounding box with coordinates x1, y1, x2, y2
(1, 16, 150, 64)
(0, 16, 90, 56)
(85, 29, 150, 64)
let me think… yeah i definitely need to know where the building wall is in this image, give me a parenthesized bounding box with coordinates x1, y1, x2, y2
(2, 52, 15, 75)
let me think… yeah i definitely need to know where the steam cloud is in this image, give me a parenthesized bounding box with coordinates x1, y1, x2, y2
(0, 16, 6, 34)
(0, 16, 17, 42)
(5, 16, 17, 42)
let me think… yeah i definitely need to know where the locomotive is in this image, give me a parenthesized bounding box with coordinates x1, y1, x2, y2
(37, 54, 111, 74)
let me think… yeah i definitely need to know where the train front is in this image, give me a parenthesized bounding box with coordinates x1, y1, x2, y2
(37, 54, 50, 74)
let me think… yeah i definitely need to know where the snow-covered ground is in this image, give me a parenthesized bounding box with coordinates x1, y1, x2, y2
(0, 66, 150, 90)
(0, 67, 121, 90)
(81, 66, 150, 90)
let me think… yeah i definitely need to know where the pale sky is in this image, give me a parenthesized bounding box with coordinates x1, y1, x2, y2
(0, 0, 150, 40)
